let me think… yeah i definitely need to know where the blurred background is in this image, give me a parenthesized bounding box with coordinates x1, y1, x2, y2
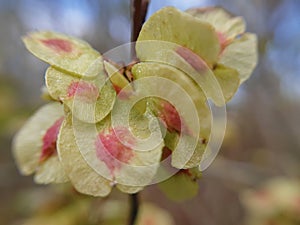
(0, 0, 300, 224)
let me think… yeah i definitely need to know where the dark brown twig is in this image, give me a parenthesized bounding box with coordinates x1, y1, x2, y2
(131, 0, 150, 59)
(127, 2, 149, 223)
(131, 0, 150, 43)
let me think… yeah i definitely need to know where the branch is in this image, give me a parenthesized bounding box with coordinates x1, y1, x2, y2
(131, 0, 150, 43)
(127, 1, 149, 222)
(128, 193, 140, 225)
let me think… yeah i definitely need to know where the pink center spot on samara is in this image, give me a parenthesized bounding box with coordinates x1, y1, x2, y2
(39, 117, 64, 163)
(95, 127, 135, 174)
(112, 84, 133, 100)
(67, 81, 99, 103)
(112, 84, 122, 95)
(217, 32, 231, 54)
(158, 101, 189, 134)
(40, 38, 73, 53)
(176, 46, 207, 72)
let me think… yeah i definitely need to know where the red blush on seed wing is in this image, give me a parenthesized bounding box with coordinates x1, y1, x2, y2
(67, 81, 99, 103)
(158, 101, 190, 134)
(176, 46, 207, 72)
(40, 38, 73, 53)
(217, 32, 231, 54)
(40, 117, 64, 162)
(95, 127, 135, 174)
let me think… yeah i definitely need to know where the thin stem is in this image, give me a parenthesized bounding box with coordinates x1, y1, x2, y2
(131, 0, 150, 43)
(127, 2, 148, 223)
(130, 0, 150, 58)
(128, 193, 140, 225)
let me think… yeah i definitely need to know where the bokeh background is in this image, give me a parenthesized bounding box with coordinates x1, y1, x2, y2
(0, 0, 300, 224)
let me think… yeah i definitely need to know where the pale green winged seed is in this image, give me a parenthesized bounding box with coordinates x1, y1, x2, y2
(213, 64, 240, 101)
(46, 66, 116, 123)
(57, 114, 112, 197)
(34, 156, 68, 184)
(72, 102, 164, 188)
(23, 31, 102, 78)
(12, 102, 68, 183)
(104, 60, 130, 89)
(158, 169, 199, 201)
(135, 41, 226, 106)
(137, 7, 221, 66)
(186, 7, 246, 40)
(219, 33, 258, 83)
(132, 62, 211, 168)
